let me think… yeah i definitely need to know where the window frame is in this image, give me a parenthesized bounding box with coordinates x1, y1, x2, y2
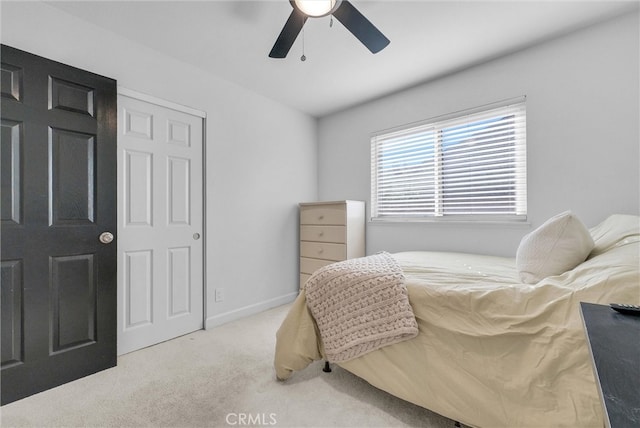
(370, 97, 527, 223)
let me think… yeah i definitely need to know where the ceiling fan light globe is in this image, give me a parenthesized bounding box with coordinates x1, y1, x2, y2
(293, 0, 340, 17)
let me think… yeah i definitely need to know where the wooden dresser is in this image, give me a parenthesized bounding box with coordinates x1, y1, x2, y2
(299, 200, 365, 289)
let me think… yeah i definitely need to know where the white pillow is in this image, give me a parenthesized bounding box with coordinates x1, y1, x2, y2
(516, 211, 595, 284)
(588, 214, 640, 258)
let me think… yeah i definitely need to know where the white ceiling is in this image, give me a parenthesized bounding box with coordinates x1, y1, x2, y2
(48, 0, 638, 117)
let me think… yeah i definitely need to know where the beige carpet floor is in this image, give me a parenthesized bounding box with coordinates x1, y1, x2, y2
(1, 303, 463, 428)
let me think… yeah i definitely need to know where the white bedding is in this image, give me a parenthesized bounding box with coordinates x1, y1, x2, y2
(274, 214, 640, 427)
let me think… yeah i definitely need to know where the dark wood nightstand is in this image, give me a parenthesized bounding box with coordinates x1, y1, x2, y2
(580, 302, 640, 428)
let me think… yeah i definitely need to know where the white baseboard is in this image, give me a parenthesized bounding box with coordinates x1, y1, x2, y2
(205, 292, 298, 329)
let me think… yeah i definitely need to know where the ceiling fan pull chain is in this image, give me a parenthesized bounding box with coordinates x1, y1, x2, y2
(300, 27, 307, 61)
(330, 15, 333, 27)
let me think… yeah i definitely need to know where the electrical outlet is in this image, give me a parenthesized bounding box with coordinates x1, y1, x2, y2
(215, 288, 224, 302)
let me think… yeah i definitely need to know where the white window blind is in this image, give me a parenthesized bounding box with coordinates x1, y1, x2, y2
(371, 99, 526, 221)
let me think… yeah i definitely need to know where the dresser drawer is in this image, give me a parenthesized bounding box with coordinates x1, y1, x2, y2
(300, 273, 312, 289)
(300, 241, 346, 261)
(300, 225, 345, 243)
(300, 257, 335, 275)
(300, 204, 346, 225)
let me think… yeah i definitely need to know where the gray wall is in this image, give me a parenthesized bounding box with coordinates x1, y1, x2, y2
(1, 1, 318, 327)
(317, 11, 639, 257)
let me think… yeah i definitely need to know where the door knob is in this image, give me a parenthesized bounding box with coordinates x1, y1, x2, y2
(99, 232, 114, 244)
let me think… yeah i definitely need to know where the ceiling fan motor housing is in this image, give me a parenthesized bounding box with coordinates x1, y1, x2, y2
(291, 0, 343, 17)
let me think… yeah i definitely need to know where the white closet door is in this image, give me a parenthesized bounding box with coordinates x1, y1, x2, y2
(117, 92, 204, 355)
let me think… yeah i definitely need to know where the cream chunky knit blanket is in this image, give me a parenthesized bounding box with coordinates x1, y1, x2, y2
(305, 252, 418, 363)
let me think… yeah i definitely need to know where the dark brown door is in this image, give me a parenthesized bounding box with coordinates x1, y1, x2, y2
(1, 45, 117, 405)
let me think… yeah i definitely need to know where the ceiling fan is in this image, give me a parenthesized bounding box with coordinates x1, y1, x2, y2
(269, 0, 390, 58)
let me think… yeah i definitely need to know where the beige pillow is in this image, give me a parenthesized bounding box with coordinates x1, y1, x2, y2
(516, 211, 595, 284)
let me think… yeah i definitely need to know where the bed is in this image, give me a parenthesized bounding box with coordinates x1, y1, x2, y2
(274, 213, 640, 427)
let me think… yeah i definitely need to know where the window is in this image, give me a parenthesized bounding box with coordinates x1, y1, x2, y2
(371, 98, 526, 221)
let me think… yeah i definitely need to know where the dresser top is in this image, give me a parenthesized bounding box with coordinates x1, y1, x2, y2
(299, 200, 364, 207)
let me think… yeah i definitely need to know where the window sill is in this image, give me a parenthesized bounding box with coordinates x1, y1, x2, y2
(369, 217, 531, 227)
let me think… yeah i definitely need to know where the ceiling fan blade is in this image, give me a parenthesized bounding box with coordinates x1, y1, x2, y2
(332, 1, 390, 54)
(269, 9, 308, 58)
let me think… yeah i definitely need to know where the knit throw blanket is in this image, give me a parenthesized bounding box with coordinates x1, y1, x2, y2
(305, 252, 419, 363)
